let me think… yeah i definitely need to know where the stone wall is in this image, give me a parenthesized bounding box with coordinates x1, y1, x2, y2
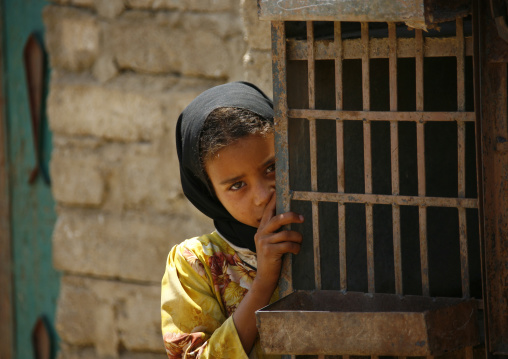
(43, 1, 272, 357)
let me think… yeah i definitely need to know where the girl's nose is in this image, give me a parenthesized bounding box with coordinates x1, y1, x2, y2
(253, 180, 275, 207)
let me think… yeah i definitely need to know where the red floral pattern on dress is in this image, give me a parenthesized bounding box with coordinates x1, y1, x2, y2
(208, 251, 255, 315)
(164, 332, 206, 359)
(182, 247, 206, 278)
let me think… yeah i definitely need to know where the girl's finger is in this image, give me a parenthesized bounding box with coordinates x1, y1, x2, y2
(258, 192, 276, 229)
(256, 230, 303, 246)
(264, 240, 302, 256)
(259, 211, 304, 234)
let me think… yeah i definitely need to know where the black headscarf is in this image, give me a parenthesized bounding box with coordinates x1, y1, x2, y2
(176, 82, 274, 252)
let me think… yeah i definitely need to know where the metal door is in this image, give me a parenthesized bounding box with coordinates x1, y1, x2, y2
(0, 1, 60, 358)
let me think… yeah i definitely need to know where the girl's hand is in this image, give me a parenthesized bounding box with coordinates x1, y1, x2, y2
(232, 193, 303, 354)
(254, 193, 304, 291)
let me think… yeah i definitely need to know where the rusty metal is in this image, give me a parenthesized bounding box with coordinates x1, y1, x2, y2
(307, 21, 316, 111)
(306, 21, 322, 290)
(334, 22, 347, 291)
(472, 2, 490, 357)
(360, 22, 375, 294)
(478, 0, 508, 351)
(312, 201, 321, 289)
(292, 191, 478, 208)
(424, 0, 472, 24)
(272, 21, 293, 298)
(389, 22, 403, 296)
(287, 37, 474, 61)
(266, 7, 488, 357)
(335, 22, 344, 111)
(256, 291, 480, 356)
(415, 28, 431, 298)
(338, 201, 347, 289)
(459, 207, 470, 297)
(456, 16, 472, 302)
(489, 0, 508, 42)
(361, 22, 371, 113)
(288, 109, 476, 122)
(258, 0, 426, 25)
(485, 0, 508, 63)
(366, 203, 375, 293)
(457, 17, 467, 113)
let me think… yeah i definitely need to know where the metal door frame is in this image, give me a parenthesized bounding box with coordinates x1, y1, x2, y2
(475, 0, 508, 355)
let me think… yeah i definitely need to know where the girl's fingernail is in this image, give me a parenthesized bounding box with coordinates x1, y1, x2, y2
(299, 215, 304, 221)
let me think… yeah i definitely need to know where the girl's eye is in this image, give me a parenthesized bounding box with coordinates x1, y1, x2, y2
(266, 163, 275, 174)
(230, 181, 245, 191)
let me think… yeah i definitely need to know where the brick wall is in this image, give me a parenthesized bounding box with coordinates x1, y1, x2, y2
(43, 1, 272, 357)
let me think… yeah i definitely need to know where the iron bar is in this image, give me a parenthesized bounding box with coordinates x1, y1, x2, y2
(287, 37, 474, 61)
(362, 22, 371, 112)
(335, 22, 344, 112)
(291, 191, 478, 208)
(416, 30, 424, 113)
(459, 207, 470, 297)
(335, 21, 347, 291)
(307, 21, 316, 112)
(415, 28, 430, 297)
(287, 109, 475, 122)
(419, 206, 430, 296)
(361, 22, 375, 294)
(458, 121, 466, 197)
(366, 203, 375, 293)
(389, 22, 403, 296)
(309, 117, 318, 192)
(456, 17, 471, 300)
(313, 201, 322, 290)
(272, 21, 292, 297)
(307, 21, 321, 290)
(457, 16, 467, 198)
(457, 17, 466, 112)
(389, 23, 398, 113)
(339, 202, 347, 290)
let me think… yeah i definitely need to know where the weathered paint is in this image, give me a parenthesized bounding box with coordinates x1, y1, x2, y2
(258, 0, 426, 23)
(256, 291, 479, 356)
(2, 1, 60, 358)
(0, 2, 13, 356)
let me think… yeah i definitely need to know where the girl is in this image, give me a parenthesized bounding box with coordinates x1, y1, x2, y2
(161, 82, 304, 358)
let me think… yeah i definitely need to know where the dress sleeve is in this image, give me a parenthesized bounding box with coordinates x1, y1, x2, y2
(161, 242, 249, 359)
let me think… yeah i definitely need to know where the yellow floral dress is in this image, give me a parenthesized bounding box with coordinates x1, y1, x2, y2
(161, 231, 280, 359)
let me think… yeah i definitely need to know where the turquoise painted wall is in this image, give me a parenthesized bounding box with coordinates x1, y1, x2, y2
(3, 0, 60, 358)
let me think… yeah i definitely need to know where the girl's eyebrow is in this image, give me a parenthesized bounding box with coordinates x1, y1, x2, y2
(261, 156, 275, 167)
(220, 174, 245, 186)
(219, 156, 275, 186)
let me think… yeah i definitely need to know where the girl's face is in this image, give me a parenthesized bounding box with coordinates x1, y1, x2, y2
(205, 133, 276, 228)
